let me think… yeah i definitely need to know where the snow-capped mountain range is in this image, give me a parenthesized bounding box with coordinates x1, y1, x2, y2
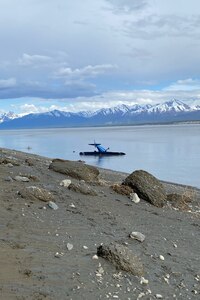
(0, 99, 200, 129)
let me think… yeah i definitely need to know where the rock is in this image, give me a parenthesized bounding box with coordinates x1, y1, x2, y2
(0, 157, 20, 166)
(167, 193, 192, 210)
(111, 184, 133, 196)
(92, 255, 99, 260)
(4, 176, 13, 182)
(68, 182, 97, 196)
(130, 192, 140, 203)
(66, 243, 73, 251)
(48, 201, 58, 210)
(155, 294, 163, 299)
(19, 186, 54, 202)
(159, 255, 165, 261)
(6, 163, 13, 168)
(25, 158, 35, 166)
(14, 176, 30, 182)
(140, 277, 149, 284)
(54, 252, 64, 258)
(129, 232, 146, 242)
(124, 170, 167, 207)
(97, 243, 144, 276)
(60, 179, 72, 187)
(49, 159, 99, 182)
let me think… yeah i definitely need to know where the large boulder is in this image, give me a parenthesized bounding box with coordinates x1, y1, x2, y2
(19, 186, 54, 202)
(124, 170, 166, 207)
(97, 243, 144, 276)
(49, 159, 99, 182)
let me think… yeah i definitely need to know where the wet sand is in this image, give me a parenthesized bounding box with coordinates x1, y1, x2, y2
(0, 148, 199, 300)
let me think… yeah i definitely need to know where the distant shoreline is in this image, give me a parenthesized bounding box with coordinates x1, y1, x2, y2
(0, 120, 200, 131)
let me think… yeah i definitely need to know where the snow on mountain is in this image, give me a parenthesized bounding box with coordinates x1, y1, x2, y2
(0, 111, 18, 123)
(146, 99, 191, 114)
(0, 99, 199, 129)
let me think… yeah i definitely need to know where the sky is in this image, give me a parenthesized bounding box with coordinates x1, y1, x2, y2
(1, 0, 200, 115)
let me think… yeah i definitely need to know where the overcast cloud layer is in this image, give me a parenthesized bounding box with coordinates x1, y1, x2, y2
(0, 0, 200, 114)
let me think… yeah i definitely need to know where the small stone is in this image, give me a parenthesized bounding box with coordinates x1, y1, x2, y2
(4, 176, 13, 182)
(48, 201, 59, 210)
(130, 192, 140, 203)
(55, 252, 64, 258)
(69, 203, 76, 208)
(92, 255, 99, 260)
(173, 243, 177, 248)
(140, 277, 149, 284)
(6, 163, 13, 167)
(83, 245, 88, 249)
(60, 179, 72, 187)
(155, 294, 163, 299)
(159, 255, 165, 261)
(67, 243, 73, 251)
(129, 232, 145, 242)
(14, 175, 30, 182)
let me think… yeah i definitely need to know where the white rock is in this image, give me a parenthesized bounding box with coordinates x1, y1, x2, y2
(48, 201, 58, 210)
(83, 245, 88, 249)
(14, 175, 30, 182)
(69, 203, 76, 208)
(159, 255, 165, 261)
(129, 231, 146, 242)
(92, 255, 99, 260)
(60, 179, 72, 187)
(67, 243, 73, 251)
(155, 294, 163, 299)
(140, 277, 149, 284)
(130, 192, 140, 203)
(173, 243, 177, 248)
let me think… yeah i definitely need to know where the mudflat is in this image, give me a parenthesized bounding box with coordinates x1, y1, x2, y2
(0, 148, 199, 300)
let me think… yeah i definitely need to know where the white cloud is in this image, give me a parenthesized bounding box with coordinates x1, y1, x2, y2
(105, 0, 148, 14)
(18, 53, 52, 67)
(55, 64, 117, 81)
(0, 78, 16, 88)
(164, 78, 200, 91)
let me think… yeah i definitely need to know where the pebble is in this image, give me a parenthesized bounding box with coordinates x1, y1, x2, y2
(173, 243, 178, 248)
(140, 277, 149, 284)
(92, 255, 99, 260)
(67, 243, 73, 251)
(130, 192, 140, 203)
(6, 163, 13, 168)
(69, 203, 76, 208)
(83, 245, 88, 249)
(155, 294, 163, 299)
(55, 252, 64, 258)
(129, 231, 146, 242)
(159, 255, 165, 261)
(14, 175, 30, 182)
(60, 179, 72, 187)
(4, 176, 13, 182)
(48, 201, 59, 210)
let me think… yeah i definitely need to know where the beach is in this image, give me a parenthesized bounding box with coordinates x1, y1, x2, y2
(0, 147, 199, 300)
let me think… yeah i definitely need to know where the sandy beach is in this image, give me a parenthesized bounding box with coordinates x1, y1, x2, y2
(0, 147, 199, 300)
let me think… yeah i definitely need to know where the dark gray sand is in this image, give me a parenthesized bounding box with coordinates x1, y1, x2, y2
(0, 148, 199, 300)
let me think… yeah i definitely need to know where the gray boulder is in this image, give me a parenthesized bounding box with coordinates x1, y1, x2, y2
(124, 170, 166, 207)
(49, 159, 99, 182)
(19, 186, 54, 202)
(97, 243, 144, 276)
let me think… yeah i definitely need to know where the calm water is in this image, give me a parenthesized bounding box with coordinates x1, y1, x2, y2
(0, 124, 199, 188)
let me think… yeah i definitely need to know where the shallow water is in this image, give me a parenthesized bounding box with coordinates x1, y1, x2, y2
(0, 124, 199, 188)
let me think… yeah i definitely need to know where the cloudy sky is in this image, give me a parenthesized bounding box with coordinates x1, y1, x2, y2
(0, 0, 200, 115)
